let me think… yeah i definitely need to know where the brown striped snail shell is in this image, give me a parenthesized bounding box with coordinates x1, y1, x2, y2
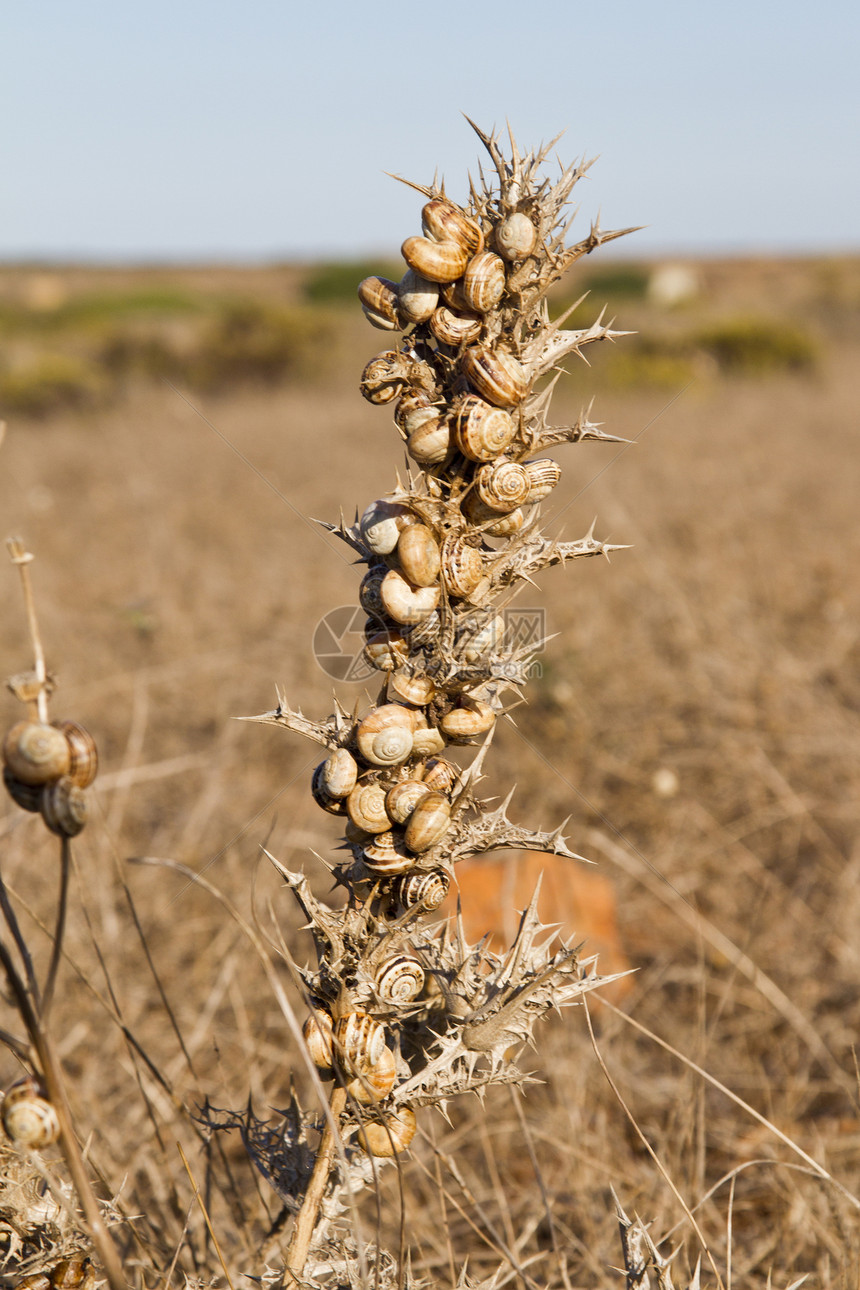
(357, 276, 401, 330)
(363, 629, 409, 673)
(52, 720, 98, 788)
(347, 1045, 397, 1104)
(401, 236, 469, 285)
(394, 868, 450, 911)
(1, 1076, 60, 1148)
(524, 458, 562, 502)
(360, 500, 415, 555)
(3, 767, 42, 812)
(440, 536, 483, 598)
(429, 305, 482, 347)
(440, 696, 496, 744)
(380, 569, 441, 626)
(311, 763, 348, 815)
(462, 346, 529, 408)
(386, 670, 436, 707)
(408, 418, 451, 466)
(375, 954, 425, 1003)
(385, 778, 431, 826)
(397, 269, 439, 324)
(347, 781, 391, 834)
(40, 777, 87, 837)
(462, 492, 525, 535)
(458, 613, 506, 662)
(333, 1011, 386, 1074)
(394, 388, 435, 433)
(356, 705, 414, 767)
(422, 757, 459, 794)
(421, 199, 483, 254)
(462, 251, 506, 313)
(51, 1260, 95, 1290)
(321, 748, 359, 799)
(397, 524, 441, 588)
(410, 724, 446, 757)
(2, 721, 70, 786)
(453, 396, 517, 463)
(360, 351, 410, 405)
(362, 830, 413, 875)
(404, 792, 451, 853)
(475, 460, 531, 512)
(440, 278, 472, 312)
(496, 211, 538, 261)
(358, 1105, 417, 1157)
(302, 1010, 334, 1069)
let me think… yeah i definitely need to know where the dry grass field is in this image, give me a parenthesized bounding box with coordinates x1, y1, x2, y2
(0, 253, 859, 1288)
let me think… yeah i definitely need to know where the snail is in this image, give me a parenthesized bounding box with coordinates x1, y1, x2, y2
(361, 831, 414, 875)
(462, 492, 525, 535)
(393, 868, 450, 911)
(408, 418, 451, 465)
(302, 1010, 334, 1070)
(404, 792, 451, 853)
(524, 458, 562, 502)
(2, 721, 70, 786)
(52, 720, 98, 788)
(321, 748, 358, 799)
(429, 305, 483, 347)
(380, 569, 441, 626)
(462, 251, 506, 313)
(385, 778, 431, 826)
(311, 763, 348, 815)
(397, 524, 441, 588)
(360, 499, 415, 555)
(440, 536, 483, 598)
(386, 670, 436, 707)
(357, 1105, 417, 1157)
(401, 236, 469, 285)
(40, 778, 88, 838)
(421, 199, 483, 254)
(1, 1075, 60, 1148)
(347, 781, 392, 834)
(409, 723, 446, 757)
(495, 211, 538, 261)
(440, 696, 496, 744)
(3, 767, 42, 812)
(475, 460, 531, 512)
(358, 276, 401, 330)
(332, 1011, 386, 1074)
(355, 705, 415, 767)
(375, 954, 425, 1003)
(421, 758, 459, 794)
(363, 628, 409, 672)
(346, 1046, 397, 1104)
(397, 269, 438, 324)
(461, 346, 529, 408)
(453, 396, 517, 463)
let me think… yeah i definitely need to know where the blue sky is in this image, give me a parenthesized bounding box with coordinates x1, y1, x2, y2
(2, 0, 858, 260)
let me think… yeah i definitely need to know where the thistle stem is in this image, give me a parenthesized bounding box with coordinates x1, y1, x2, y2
(283, 1085, 347, 1282)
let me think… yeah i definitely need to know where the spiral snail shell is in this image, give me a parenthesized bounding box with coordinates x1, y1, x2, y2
(524, 458, 562, 502)
(475, 460, 531, 512)
(394, 389, 436, 435)
(355, 705, 414, 767)
(462, 251, 506, 313)
(347, 1045, 397, 1104)
(360, 500, 415, 555)
(1, 1076, 60, 1148)
(386, 670, 436, 707)
(421, 199, 483, 254)
(385, 778, 431, 826)
(311, 763, 348, 815)
(333, 1011, 386, 1074)
(347, 781, 391, 834)
(429, 305, 483, 347)
(422, 757, 459, 794)
(357, 1105, 417, 1157)
(52, 721, 98, 788)
(440, 696, 496, 744)
(393, 868, 450, 911)
(363, 629, 409, 673)
(362, 830, 413, 875)
(462, 492, 525, 536)
(440, 536, 483, 598)
(401, 236, 469, 285)
(397, 524, 441, 588)
(358, 276, 401, 330)
(375, 954, 425, 1003)
(48, 1261, 94, 1290)
(462, 346, 529, 408)
(302, 1010, 334, 1069)
(404, 791, 451, 853)
(397, 269, 439, 324)
(2, 721, 70, 786)
(408, 418, 451, 466)
(40, 778, 88, 837)
(360, 351, 408, 405)
(453, 396, 517, 463)
(496, 211, 538, 261)
(380, 569, 441, 626)
(409, 724, 446, 757)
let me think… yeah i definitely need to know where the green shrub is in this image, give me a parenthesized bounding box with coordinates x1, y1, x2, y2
(0, 354, 107, 417)
(303, 260, 403, 304)
(184, 300, 332, 389)
(580, 264, 649, 299)
(696, 317, 817, 374)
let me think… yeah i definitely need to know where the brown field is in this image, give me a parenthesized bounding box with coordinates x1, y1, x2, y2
(0, 254, 859, 1288)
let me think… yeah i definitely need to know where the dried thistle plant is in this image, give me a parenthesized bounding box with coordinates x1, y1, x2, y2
(229, 121, 639, 1283)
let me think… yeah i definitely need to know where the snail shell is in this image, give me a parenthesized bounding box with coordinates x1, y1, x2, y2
(404, 610, 440, 648)
(454, 396, 516, 463)
(375, 954, 425, 1003)
(1, 1076, 60, 1148)
(441, 278, 472, 312)
(458, 613, 506, 662)
(422, 758, 459, 794)
(462, 251, 506, 313)
(363, 629, 409, 673)
(52, 721, 98, 788)
(422, 199, 483, 254)
(302, 1010, 334, 1069)
(344, 818, 372, 846)
(410, 725, 446, 757)
(3, 768, 42, 812)
(476, 460, 531, 512)
(311, 763, 348, 815)
(2, 721, 70, 786)
(440, 536, 483, 598)
(395, 395, 438, 438)
(360, 351, 409, 405)
(397, 524, 441, 588)
(385, 778, 431, 826)
(347, 1045, 397, 1104)
(462, 492, 525, 535)
(362, 830, 413, 875)
(524, 458, 562, 502)
(387, 670, 436, 707)
(429, 305, 482, 347)
(360, 500, 415, 555)
(333, 1011, 386, 1074)
(408, 418, 450, 465)
(462, 346, 529, 408)
(51, 1261, 94, 1290)
(401, 236, 469, 285)
(440, 696, 496, 744)
(358, 1105, 417, 1157)
(359, 567, 388, 618)
(321, 748, 358, 799)
(496, 211, 538, 261)
(397, 269, 439, 324)
(355, 706, 414, 767)
(347, 780, 391, 834)
(380, 569, 440, 626)
(358, 276, 401, 330)
(394, 868, 450, 911)
(404, 792, 451, 853)
(40, 778, 87, 837)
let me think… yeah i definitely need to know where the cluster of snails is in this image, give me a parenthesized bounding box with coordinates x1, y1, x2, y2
(18, 1259, 95, 1290)
(2, 718, 98, 836)
(1, 1074, 61, 1149)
